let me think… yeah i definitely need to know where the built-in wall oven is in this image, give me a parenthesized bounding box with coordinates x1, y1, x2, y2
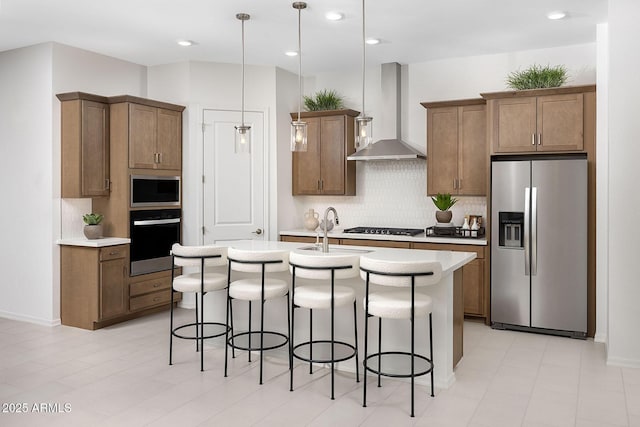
(130, 209, 181, 276)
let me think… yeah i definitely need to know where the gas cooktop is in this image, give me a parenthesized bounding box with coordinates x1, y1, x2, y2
(343, 227, 424, 236)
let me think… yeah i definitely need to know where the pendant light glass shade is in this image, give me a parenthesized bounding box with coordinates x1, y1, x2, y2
(355, 0, 373, 150)
(291, 2, 308, 152)
(234, 13, 251, 153)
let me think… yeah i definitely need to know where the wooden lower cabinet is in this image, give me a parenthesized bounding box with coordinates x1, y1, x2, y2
(129, 270, 179, 312)
(61, 244, 180, 330)
(61, 244, 128, 330)
(412, 242, 486, 320)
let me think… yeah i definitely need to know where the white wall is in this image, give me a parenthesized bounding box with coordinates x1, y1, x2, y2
(596, 24, 610, 344)
(606, 0, 640, 368)
(0, 44, 55, 325)
(0, 42, 147, 325)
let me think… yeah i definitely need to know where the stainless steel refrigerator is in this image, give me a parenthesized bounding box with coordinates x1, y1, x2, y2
(491, 155, 587, 338)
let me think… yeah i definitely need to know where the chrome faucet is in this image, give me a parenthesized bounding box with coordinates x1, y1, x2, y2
(322, 207, 339, 253)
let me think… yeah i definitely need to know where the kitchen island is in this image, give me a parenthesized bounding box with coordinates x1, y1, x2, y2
(204, 240, 476, 389)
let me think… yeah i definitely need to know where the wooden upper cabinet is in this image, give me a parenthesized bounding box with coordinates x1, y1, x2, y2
(58, 93, 110, 198)
(291, 109, 358, 196)
(129, 104, 157, 169)
(129, 104, 182, 170)
(156, 108, 182, 170)
(423, 99, 486, 196)
(482, 85, 595, 154)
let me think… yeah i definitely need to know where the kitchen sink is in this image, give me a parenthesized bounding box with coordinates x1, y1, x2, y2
(297, 245, 371, 254)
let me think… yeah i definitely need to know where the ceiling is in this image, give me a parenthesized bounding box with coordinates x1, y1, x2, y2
(0, 0, 608, 74)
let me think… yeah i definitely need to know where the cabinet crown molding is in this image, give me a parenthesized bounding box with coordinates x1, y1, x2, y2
(480, 84, 596, 100)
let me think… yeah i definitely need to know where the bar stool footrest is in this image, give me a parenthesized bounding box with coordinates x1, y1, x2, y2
(293, 340, 357, 364)
(364, 351, 433, 378)
(227, 331, 288, 352)
(172, 322, 230, 341)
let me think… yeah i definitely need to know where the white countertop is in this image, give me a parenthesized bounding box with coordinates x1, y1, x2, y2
(221, 239, 476, 275)
(279, 228, 487, 246)
(57, 237, 131, 247)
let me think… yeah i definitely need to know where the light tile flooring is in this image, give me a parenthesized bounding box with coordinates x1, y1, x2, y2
(1, 309, 639, 426)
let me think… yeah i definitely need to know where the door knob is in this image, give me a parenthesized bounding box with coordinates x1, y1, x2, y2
(252, 228, 263, 235)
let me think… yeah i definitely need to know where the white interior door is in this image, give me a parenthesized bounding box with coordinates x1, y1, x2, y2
(202, 109, 265, 244)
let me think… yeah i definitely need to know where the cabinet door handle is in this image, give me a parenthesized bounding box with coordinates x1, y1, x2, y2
(317, 180, 320, 190)
(537, 133, 542, 145)
(109, 251, 120, 256)
(153, 283, 161, 288)
(320, 180, 324, 191)
(458, 178, 462, 189)
(158, 152, 163, 163)
(453, 179, 457, 190)
(105, 179, 110, 190)
(531, 134, 536, 145)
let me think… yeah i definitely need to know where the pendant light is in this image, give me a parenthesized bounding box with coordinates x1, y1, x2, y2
(355, 0, 373, 150)
(291, 2, 308, 152)
(235, 13, 251, 153)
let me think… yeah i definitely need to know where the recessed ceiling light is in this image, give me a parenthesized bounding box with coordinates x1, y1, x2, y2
(286, 51, 298, 57)
(365, 38, 380, 45)
(547, 11, 567, 20)
(325, 11, 344, 21)
(177, 40, 194, 47)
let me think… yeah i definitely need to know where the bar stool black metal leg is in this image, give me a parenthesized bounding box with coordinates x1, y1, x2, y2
(330, 271, 335, 400)
(363, 274, 370, 408)
(200, 288, 205, 372)
(309, 309, 313, 374)
(287, 292, 292, 387)
(290, 270, 296, 392)
(429, 312, 434, 397)
(410, 281, 415, 417)
(248, 301, 252, 363)
(195, 295, 199, 352)
(378, 317, 382, 387)
(230, 296, 235, 358)
(353, 300, 359, 382)
(224, 294, 231, 377)
(169, 286, 174, 365)
(259, 264, 266, 385)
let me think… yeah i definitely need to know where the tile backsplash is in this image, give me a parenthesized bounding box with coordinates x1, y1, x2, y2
(61, 198, 92, 239)
(292, 160, 486, 229)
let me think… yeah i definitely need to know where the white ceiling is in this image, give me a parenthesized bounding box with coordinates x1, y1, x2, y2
(0, 0, 607, 74)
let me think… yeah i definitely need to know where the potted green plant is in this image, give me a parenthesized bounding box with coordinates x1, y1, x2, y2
(431, 193, 457, 224)
(506, 64, 568, 90)
(83, 213, 104, 239)
(304, 89, 344, 111)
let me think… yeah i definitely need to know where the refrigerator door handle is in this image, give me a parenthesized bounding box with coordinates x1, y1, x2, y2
(531, 187, 538, 275)
(524, 187, 531, 276)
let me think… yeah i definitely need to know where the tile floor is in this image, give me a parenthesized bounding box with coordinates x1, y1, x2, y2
(0, 309, 638, 426)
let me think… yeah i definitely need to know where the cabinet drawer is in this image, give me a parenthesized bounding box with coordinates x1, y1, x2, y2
(130, 289, 171, 311)
(130, 275, 171, 297)
(100, 245, 128, 261)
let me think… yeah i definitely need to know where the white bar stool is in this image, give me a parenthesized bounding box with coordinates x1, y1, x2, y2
(225, 247, 291, 384)
(360, 256, 442, 417)
(289, 250, 360, 400)
(169, 243, 228, 372)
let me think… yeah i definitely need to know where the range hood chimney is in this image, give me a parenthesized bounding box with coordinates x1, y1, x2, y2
(347, 62, 426, 161)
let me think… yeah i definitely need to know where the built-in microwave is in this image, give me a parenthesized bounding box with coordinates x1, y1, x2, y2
(130, 175, 180, 208)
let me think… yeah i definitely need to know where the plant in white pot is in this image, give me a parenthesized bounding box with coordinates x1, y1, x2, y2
(431, 193, 457, 224)
(83, 213, 104, 239)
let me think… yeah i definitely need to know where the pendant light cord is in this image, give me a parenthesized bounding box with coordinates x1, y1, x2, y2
(241, 16, 246, 126)
(361, 0, 366, 117)
(297, 6, 302, 123)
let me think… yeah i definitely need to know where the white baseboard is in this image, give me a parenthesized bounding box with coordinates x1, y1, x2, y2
(607, 355, 640, 369)
(0, 310, 61, 327)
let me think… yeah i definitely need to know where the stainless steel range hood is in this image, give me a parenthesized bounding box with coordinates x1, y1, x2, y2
(347, 62, 425, 161)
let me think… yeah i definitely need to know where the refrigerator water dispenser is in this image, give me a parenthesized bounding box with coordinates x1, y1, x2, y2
(498, 212, 524, 248)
